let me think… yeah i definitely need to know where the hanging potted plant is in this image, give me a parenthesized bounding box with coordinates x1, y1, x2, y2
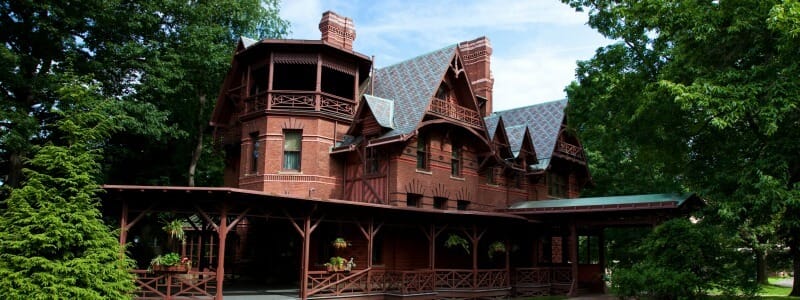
(444, 234, 470, 254)
(487, 241, 506, 259)
(331, 237, 349, 249)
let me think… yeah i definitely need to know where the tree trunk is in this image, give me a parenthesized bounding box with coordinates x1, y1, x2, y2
(187, 94, 207, 187)
(790, 240, 800, 297)
(755, 247, 768, 285)
(7, 151, 23, 188)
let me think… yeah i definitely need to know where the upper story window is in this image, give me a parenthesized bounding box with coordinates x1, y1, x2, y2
(416, 135, 429, 171)
(366, 146, 380, 175)
(283, 130, 302, 171)
(485, 167, 496, 185)
(451, 143, 462, 177)
(250, 132, 260, 173)
(547, 172, 568, 198)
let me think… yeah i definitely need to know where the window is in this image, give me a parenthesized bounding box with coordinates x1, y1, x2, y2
(457, 200, 470, 211)
(433, 197, 447, 210)
(249, 132, 260, 173)
(416, 135, 429, 171)
(283, 130, 302, 171)
(451, 143, 462, 177)
(547, 172, 568, 198)
(406, 194, 422, 207)
(485, 167, 496, 185)
(366, 146, 380, 175)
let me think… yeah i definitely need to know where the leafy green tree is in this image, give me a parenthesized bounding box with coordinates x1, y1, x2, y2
(0, 78, 136, 299)
(610, 219, 757, 299)
(563, 0, 800, 292)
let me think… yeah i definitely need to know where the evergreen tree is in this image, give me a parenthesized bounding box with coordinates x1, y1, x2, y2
(0, 78, 135, 299)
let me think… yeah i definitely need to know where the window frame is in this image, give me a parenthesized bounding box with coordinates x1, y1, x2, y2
(282, 130, 302, 171)
(416, 135, 429, 171)
(249, 132, 260, 174)
(451, 143, 462, 177)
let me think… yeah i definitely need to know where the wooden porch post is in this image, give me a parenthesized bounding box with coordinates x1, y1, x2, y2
(568, 222, 579, 297)
(598, 229, 606, 292)
(430, 224, 436, 270)
(119, 199, 128, 248)
(505, 239, 511, 286)
(532, 233, 539, 267)
(215, 202, 228, 300)
(300, 214, 311, 300)
(464, 225, 485, 289)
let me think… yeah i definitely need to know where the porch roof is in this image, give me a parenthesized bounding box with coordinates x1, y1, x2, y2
(101, 185, 528, 221)
(504, 193, 701, 215)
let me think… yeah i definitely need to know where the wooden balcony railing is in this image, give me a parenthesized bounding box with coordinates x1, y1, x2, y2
(435, 269, 510, 290)
(132, 269, 217, 300)
(428, 98, 483, 128)
(240, 90, 356, 118)
(555, 141, 585, 160)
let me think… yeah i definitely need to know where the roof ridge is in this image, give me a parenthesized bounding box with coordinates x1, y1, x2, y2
(376, 44, 458, 71)
(491, 98, 567, 115)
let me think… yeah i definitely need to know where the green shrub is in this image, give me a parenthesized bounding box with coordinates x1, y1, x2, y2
(610, 219, 758, 299)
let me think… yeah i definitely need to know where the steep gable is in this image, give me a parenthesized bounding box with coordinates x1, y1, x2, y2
(489, 99, 567, 163)
(365, 45, 458, 139)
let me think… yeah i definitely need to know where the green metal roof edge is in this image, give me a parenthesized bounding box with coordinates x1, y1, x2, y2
(507, 193, 695, 210)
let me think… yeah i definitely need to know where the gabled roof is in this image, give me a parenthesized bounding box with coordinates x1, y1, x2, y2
(488, 99, 567, 162)
(506, 193, 701, 214)
(365, 45, 458, 139)
(240, 36, 258, 49)
(485, 114, 500, 140)
(363, 95, 395, 129)
(505, 125, 527, 157)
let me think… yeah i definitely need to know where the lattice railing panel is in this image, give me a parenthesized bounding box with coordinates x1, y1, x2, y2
(475, 269, 509, 289)
(132, 269, 217, 300)
(435, 269, 474, 289)
(307, 269, 370, 297)
(551, 267, 572, 284)
(320, 93, 355, 116)
(555, 141, 585, 160)
(514, 267, 551, 286)
(271, 92, 315, 109)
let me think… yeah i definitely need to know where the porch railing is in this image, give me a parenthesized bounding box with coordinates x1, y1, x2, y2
(132, 269, 217, 300)
(513, 267, 572, 286)
(434, 269, 509, 290)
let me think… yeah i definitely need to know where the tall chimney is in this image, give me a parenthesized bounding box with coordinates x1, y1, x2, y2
(319, 11, 356, 51)
(458, 37, 494, 116)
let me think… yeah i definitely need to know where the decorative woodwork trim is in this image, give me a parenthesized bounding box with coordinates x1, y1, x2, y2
(405, 179, 426, 195)
(321, 56, 356, 76)
(282, 117, 305, 129)
(273, 52, 316, 65)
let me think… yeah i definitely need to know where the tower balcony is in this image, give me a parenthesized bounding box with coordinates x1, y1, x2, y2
(241, 90, 356, 120)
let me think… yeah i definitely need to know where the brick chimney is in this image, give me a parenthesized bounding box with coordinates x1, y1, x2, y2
(458, 37, 494, 116)
(319, 11, 356, 51)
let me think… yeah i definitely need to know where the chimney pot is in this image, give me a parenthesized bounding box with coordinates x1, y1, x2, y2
(319, 11, 356, 51)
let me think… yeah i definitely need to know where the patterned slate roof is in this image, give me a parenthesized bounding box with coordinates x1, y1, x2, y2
(505, 125, 527, 157)
(363, 95, 395, 129)
(488, 99, 567, 163)
(367, 45, 457, 138)
(485, 115, 500, 140)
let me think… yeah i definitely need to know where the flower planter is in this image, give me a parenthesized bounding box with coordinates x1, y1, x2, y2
(152, 264, 189, 273)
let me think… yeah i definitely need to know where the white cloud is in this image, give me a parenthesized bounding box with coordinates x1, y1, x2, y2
(279, 0, 612, 110)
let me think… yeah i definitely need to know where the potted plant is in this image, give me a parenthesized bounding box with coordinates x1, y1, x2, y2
(487, 241, 506, 259)
(444, 234, 470, 254)
(325, 256, 346, 272)
(149, 253, 191, 273)
(331, 237, 349, 249)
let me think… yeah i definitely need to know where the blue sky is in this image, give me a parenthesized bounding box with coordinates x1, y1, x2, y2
(279, 0, 613, 111)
